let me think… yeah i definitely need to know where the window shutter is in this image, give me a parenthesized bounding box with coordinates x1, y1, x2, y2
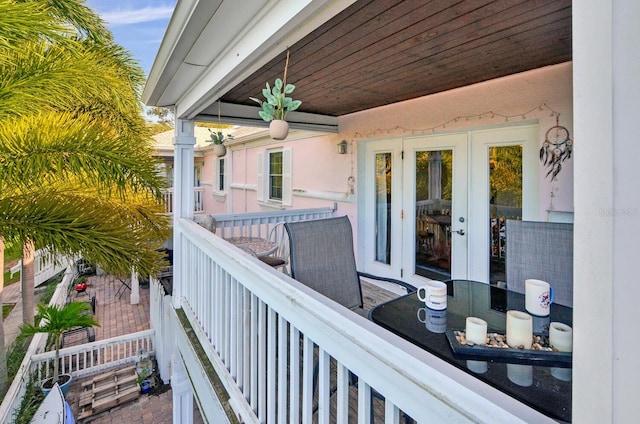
(257, 152, 264, 201)
(282, 147, 292, 206)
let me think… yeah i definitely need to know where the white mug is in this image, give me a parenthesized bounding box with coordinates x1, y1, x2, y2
(417, 307, 447, 333)
(416, 281, 447, 310)
(525, 279, 554, 316)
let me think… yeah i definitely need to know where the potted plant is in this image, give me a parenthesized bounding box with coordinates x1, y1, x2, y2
(250, 50, 302, 140)
(206, 100, 234, 156)
(207, 129, 233, 156)
(20, 302, 99, 396)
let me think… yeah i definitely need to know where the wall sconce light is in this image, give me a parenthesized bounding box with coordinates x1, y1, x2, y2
(337, 140, 348, 154)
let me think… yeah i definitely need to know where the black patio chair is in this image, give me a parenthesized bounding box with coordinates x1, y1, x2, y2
(285, 215, 416, 316)
(506, 220, 573, 307)
(285, 215, 416, 422)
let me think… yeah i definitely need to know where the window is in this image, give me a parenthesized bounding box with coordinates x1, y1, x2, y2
(217, 158, 225, 192)
(257, 148, 292, 206)
(269, 151, 283, 200)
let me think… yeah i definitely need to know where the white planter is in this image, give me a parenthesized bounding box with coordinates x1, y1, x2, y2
(269, 120, 289, 140)
(212, 144, 226, 156)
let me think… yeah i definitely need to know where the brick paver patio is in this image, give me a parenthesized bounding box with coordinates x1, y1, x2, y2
(62, 274, 203, 423)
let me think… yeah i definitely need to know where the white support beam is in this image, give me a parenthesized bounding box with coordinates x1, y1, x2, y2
(196, 102, 338, 133)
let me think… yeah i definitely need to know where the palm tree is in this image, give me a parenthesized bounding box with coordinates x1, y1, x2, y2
(20, 302, 99, 390)
(0, 0, 171, 390)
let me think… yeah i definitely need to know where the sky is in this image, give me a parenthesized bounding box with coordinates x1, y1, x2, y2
(86, 0, 177, 77)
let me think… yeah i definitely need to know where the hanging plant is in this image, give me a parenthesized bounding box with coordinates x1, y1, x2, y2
(206, 100, 234, 155)
(249, 49, 302, 140)
(540, 116, 573, 181)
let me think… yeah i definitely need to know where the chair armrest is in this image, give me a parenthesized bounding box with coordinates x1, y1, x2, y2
(357, 271, 417, 293)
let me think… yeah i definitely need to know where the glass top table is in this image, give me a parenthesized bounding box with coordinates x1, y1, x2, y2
(369, 279, 572, 423)
(223, 236, 277, 257)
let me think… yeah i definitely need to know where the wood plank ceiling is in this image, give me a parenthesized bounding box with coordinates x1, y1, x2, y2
(220, 0, 572, 117)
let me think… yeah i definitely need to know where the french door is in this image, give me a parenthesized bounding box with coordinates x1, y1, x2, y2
(360, 125, 538, 287)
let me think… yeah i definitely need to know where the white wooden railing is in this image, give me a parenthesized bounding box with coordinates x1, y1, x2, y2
(9, 249, 72, 288)
(30, 330, 154, 381)
(194, 187, 205, 213)
(209, 206, 335, 238)
(0, 267, 72, 424)
(164, 187, 206, 214)
(174, 218, 552, 423)
(164, 188, 174, 213)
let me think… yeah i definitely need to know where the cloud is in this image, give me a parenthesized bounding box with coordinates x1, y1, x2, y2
(101, 6, 174, 25)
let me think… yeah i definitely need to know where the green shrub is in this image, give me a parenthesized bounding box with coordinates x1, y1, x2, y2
(13, 376, 43, 424)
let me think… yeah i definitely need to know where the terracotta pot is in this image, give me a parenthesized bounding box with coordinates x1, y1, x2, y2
(269, 120, 289, 140)
(212, 144, 226, 156)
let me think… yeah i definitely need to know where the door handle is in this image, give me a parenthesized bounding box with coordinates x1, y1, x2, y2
(455, 229, 465, 235)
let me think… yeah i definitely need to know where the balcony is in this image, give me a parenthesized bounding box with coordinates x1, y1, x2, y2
(2, 209, 564, 423)
(164, 208, 558, 423)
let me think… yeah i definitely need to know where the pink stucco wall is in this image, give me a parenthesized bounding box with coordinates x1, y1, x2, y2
(201, 62, 573, 222)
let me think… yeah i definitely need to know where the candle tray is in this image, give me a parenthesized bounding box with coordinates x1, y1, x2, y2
(445, 329, 572, 366)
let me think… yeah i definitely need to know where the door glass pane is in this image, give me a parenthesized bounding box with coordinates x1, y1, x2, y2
(489, 145, 523, 284)
(415, 150, 452, 280)
(375, 153, 392, 264)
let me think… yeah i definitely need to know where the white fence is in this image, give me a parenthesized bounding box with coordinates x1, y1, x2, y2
(9, 249, 72, 288)
(30, 330, 154, 381)
(174, 218, 550, 423)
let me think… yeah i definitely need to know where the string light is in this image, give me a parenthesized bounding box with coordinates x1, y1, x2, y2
(352, 103, 561, 139)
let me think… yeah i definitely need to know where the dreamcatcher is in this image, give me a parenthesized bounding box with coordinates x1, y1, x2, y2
(540, 116, 572, 181)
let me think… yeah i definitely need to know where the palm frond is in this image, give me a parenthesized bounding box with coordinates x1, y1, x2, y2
(0, 111, 165, 196)
(0, 189, 171, 276)
(20, 302, 99, 338)
(42, 0, 112, 43)
(0, 1, 72, 56)
(0, 41, 145, 128)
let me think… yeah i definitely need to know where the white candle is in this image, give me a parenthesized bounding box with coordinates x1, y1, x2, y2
(549, 322, 573, 352)
(465, 317, 488, 345)
(506, 310, 533, 349)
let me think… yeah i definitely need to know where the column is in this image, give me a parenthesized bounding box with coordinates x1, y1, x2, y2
(172, 355, 194, 424)
(172, 119, 196, 306)
(129, 268, 139, 305)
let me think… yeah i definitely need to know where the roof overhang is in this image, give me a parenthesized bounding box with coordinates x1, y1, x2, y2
(144, 0, 571, 128)
(143, 0, 355, 130)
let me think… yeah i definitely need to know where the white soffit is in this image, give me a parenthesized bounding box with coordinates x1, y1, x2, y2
(144, 0, 356, 124)
(183, 0, 265, 67)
